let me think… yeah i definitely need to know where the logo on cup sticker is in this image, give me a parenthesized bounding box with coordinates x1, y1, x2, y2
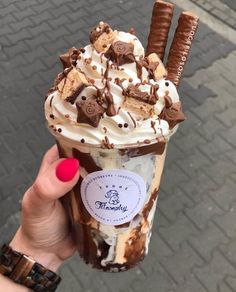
(81, 170, 146, 225)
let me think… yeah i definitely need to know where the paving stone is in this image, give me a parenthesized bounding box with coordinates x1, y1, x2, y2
(131, 264, 177, 292)
(209, 179, 236, 211)
(203, 157, 236, 186)
(159, 214, 199, 251)
(194, 251, 236, 292)
(173, 275, 208, 292)
(188, 221, 229, 261)
(158, 187, 194, 222)
(199, 135, 233, 162)
(185, 195, 224, 230)
(161, 242, 203, 284)
(213, 202, 236, 238)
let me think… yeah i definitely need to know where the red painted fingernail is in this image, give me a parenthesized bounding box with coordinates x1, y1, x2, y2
(56, 158, 80, 182)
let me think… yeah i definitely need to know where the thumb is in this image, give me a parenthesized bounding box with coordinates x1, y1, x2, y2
(23, 157, 80, 214)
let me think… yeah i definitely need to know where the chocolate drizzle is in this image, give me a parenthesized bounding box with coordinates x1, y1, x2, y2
(127, 112, 137, 128)
(151, 121, 156, 134)
(101, 136, 114, 149)
(72, 148, 102, 173)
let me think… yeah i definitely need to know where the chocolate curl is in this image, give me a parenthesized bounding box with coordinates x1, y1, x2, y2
(146, 0, 174, 61)
(166, 11, 199, 87)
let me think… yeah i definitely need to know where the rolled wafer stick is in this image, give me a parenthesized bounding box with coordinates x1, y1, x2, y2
(146, 0, 174, 61)
(166, 11, 199, 87)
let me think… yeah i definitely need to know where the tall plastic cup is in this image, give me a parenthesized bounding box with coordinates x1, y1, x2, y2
(51, 129, 167, 272)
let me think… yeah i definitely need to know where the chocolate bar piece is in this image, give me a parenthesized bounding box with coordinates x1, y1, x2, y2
(60, 47, 80, 69)
(76, 99, 105, 127)
(146, 0, 174, 61)
(166, 11, 199, 87)
(104, 41, 135, 66)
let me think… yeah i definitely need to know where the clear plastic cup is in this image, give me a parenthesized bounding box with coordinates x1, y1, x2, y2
(51, 129, 167, 272)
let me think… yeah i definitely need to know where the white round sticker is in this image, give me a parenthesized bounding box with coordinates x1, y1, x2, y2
(81, 170, 146, 226)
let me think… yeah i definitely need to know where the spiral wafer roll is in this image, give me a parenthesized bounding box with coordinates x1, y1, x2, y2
(146, 0, 174, 61)
(166, 12, 199, 87)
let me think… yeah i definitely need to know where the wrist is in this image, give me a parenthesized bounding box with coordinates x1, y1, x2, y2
(10, 228, 62, 272)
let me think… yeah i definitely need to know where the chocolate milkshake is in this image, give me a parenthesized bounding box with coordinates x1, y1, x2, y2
(45, 1, 198, 272)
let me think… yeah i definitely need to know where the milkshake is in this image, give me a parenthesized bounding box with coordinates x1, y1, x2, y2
(45, 1, 198, 272)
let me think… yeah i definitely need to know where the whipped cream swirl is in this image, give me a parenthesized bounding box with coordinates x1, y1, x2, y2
(45, 30, 181, 147)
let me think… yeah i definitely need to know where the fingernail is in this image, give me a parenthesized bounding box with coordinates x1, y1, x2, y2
(56, 158, 80, 182)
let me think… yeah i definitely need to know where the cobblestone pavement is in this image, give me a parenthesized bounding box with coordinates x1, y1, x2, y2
(189, 0, 236, 29)
(0, 0, 236, 291)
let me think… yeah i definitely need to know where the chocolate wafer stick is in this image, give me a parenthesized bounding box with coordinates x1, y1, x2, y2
(166, 11, 199, 87)
(146, 0, 174, 61)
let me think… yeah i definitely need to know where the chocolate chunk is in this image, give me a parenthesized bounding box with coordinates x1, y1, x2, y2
(57, 68, 90, 104)
(126, 85, 157, 105)
(159, 101, 186, 129)
(104, 41, 135, 66)
(76, 98, 105, 127)
(60, 47, 80, 69)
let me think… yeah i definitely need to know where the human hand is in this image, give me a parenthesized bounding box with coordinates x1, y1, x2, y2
(10, 145, 80, 272)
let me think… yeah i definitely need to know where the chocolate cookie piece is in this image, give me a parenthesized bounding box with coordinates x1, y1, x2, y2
(90, 22, 117, 53)
(147, 53, 167, 80)
(76, 98, 105, 127)
(57, 68, 90, 104)
(122, 97, 154, 120)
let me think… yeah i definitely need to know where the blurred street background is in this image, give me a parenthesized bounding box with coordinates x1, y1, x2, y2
(0, 0, 236, 291)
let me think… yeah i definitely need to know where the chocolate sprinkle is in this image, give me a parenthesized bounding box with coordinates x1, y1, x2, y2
(124, 123, 128, 128)
(81, 138, 85, 143)
(129, 27, 136, 35)
(49, 114, 54, 119)
(58, 128, 62, 133)
(144, 139, 151, 144)
(101, 136, 114, 149)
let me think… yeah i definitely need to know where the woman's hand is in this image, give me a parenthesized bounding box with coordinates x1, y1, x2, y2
(10, 145, 80, 272)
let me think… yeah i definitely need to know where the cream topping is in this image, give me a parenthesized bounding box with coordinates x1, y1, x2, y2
(45, 31, 180, 147)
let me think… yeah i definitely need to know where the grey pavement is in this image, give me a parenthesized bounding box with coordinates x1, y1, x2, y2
(0, 0, 236, 291)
